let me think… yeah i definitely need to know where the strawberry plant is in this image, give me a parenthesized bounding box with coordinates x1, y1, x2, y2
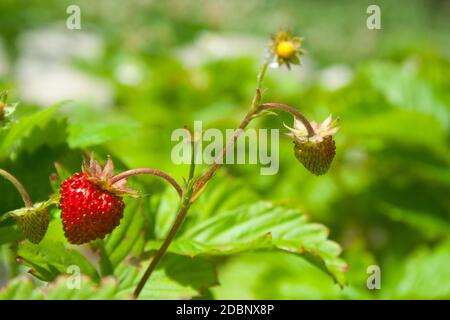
(0, 31, 348, 299)
(2, 0, 449, 300)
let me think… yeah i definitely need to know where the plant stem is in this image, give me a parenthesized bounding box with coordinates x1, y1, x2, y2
(258, 102, 315, 137)
(188, 130, 196, 182)
(110, 168, 183, 198)
(0, 169, 33, 208)
(133, 192, 192, 299)
(133, 60, 271, 298)
(193, 61, 269, 196)
(250, 61, 268, 111)
(193, 109, 257, 196)
(134, 129, 200, 298)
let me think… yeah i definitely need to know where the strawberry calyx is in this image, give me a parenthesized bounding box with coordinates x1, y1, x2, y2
(82, 156, 138, 197)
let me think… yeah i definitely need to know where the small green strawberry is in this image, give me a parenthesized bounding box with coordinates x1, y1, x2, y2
(286, 115, 339, 175)
(7, 201, 52, 244)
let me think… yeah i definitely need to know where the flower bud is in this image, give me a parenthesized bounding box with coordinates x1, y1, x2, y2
(271, 31, 304, 69)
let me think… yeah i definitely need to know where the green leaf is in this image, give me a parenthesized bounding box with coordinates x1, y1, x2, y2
(379, 203, 449, 239)
(147, 202, 347, 287)
(189, 175, 259, 223)
(16, 220, 100, 282)
(151, 176, 259, 239)
(0, 104, 63, 159)
(67, 119, 139, 148)
(364, 62, 449, 128)
(384, 241, 450, 299)
(152, 187, 182, 239)
(0, 225, 23, 245)
(0, 276, 44, 300)
(115, 254, 218, 300)
(0, 255, 218, 300)
(104, 197, 150, 268)
(344, 110, 448, 150)
(45, 276, 119, 300)
(0, 275, 117, 300)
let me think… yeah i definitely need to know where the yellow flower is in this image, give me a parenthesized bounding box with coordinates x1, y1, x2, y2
(276, 41, 296, 59)
(271, 31, 304, 69)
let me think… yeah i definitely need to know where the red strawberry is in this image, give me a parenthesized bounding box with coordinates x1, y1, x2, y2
(59, 157, 136, 244)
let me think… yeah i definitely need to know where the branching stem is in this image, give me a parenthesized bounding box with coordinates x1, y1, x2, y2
(133, 60, 315, 299)
(133, 190, 192, 299)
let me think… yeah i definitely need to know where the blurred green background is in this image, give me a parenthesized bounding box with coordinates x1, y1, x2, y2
(0, 0, 449, 299)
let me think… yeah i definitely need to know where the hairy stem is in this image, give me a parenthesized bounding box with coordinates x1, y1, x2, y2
(188, 131, 196, 182)
(193, 61, 269, 196)
(133, 193, 191, 299)
(110, 168, 183, 198)
(258, 102, 315, 137)
(133, 60, 271, 297)
(193, 109, 257, 196)
(0, 169, 33, 208)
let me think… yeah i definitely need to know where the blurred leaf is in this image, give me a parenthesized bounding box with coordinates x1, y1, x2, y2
(0, 253, 218, 300)
(16, 220, 100, 282)
(45, 276, 118, 300)
(0, 275, 117, 300)
(345, 110, 447, 151)
(0, 225, 23, 244)
(364, 62, 449, 128)
(385, 241, 450, 299)
(0, 104, 63, 159)
(68, 119, 139, 148)
(0, 276, 44, 300)
(379, 203, 449, 239)
(212, 252, 346, 299)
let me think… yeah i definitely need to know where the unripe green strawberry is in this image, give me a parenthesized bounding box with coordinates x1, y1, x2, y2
(294, 136, 336, 175)
(286, 115, 339, 175)
(15, 208, 50, 244)
(8, 201, 52, 244)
